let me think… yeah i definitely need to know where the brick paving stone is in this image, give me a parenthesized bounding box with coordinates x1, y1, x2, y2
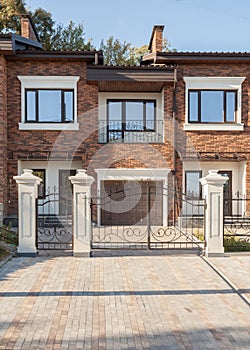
(0, 254, 250, 349)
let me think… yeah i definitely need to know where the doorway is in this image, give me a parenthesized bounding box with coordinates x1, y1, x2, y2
(218, 171, 232, 216)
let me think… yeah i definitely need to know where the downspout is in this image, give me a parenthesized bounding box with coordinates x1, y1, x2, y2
(173, 66, 178, 224)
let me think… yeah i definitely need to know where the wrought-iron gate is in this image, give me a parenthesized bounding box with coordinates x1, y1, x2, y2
(36, 190, 73, 251)
(224, 193, 250, 252)
(91, 184, 205, 251)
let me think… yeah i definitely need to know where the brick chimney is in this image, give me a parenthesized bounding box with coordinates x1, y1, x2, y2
(148, 25, 164, 53)
(21, 14, 40, 42)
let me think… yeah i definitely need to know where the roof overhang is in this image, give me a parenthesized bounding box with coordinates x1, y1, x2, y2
(142, 52, 250, 64)
(87, 66, 175, 92)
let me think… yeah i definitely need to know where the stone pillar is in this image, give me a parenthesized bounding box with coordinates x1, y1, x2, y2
(14, 169, 42, 256)
(69, 169, 94, 257)
(200, 170, 228, 257)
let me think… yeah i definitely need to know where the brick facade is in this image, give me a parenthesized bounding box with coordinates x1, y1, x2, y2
(2, 25, 250, 218)
(0, 56, 8, 215)
(4, 56, 250, 215)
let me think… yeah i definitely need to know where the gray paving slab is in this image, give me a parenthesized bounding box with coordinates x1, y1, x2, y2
(210, 255, 250, 303)
(0, 254, 249, 349)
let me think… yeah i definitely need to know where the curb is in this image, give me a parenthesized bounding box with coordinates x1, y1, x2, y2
(201, 256, 250, 307)
(0, 253, 13, 268)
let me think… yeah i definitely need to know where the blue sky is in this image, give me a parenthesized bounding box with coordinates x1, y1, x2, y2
(25, 0, 250, 52)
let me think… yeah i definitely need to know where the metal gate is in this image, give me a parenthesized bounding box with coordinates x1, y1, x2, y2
(224, 193, 250, 252)
(91, 185, 205, 251)
(36, 190, 73, 251)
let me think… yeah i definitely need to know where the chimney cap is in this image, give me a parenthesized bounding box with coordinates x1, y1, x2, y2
(148, 25, 165, 52)
(21, 14, 40, 43)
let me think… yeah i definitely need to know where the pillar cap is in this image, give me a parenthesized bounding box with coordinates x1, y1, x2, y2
(69, 169, 94, 185)
(14, 169, 42, 185)
(200, 169, 228, 186)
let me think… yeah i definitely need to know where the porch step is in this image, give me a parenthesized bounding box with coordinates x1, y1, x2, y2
(91, 248, 202, 257)
(38, 250, 73, 257)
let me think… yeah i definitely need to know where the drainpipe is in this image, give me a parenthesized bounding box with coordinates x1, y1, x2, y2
(173, 66, 178, 224)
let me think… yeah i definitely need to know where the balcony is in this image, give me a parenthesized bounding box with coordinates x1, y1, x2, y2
(98, 120, 164, 143)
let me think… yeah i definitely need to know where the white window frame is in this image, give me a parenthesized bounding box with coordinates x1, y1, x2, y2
(183, 77, 246, 131)
(98, 92, 164, 143)
(18, 76, 80, 130)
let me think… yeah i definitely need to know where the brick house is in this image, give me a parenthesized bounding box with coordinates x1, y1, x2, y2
(0, 17, 249, 227)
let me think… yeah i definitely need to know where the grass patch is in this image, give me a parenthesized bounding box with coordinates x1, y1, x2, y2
(0, 226, 18, 245)
(224, 236, 250, 252)
(0, 248, 9, 261)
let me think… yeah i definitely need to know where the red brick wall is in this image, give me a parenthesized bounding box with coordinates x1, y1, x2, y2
(0, 56, 8, 215)
(5, 58, 250, 215)
(21, 17, 38, 42)
(176, 63, 250, 150)
(6, 58, 175, 214)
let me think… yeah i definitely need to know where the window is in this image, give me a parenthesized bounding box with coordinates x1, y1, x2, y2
(185, 171, 202, 199)
(32, 169, 45, 198)
(107, 100, 156, 142)
(188, 90, 237, 123)
(183, 77, 245, 131)
(26, 89, 74, 123)
(18, 76, 79, 130)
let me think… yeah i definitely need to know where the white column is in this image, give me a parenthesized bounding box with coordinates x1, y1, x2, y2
(69, 169, 94, 257)
(200, 170, 228, 257)
(14, 169, 42, 256)
(0, 203, 3, 226)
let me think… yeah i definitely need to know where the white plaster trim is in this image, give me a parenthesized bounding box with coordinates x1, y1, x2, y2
(95, 168, 171, 182)
(183, 76, 246, 89)
(17, 75, 80, 88)
(183, 123, 244, 131)
(18, 122, 79, 131)
(183, 76, 246, 129)
(18, 75, 80, 128)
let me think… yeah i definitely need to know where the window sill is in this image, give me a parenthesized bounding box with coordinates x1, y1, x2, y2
(19, 123, 79, 131)
(183, 123, 244, 131)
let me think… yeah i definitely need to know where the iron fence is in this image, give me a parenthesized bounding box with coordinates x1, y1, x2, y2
(224, 193, 250, 252)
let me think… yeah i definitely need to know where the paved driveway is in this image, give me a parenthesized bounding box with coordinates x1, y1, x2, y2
(0, 254, 249, 349)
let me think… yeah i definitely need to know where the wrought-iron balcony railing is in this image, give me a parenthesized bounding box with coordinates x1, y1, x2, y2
(98, 120, 164, 143)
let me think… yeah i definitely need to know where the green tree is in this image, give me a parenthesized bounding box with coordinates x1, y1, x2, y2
(100, 36, 135, 65)
(0, 0, 93, 51)
(52, 21, 93, 51)
(100, 36, 175, 66)
(0, 0, 26, 33)
(30, 8, 55, 50)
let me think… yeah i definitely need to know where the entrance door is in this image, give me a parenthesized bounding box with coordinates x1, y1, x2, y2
(101, 180, 163, 225)
(218, 171, 232, 216)
(59, 170, 76, 215)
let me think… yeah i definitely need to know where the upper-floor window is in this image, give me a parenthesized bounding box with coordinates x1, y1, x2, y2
(188, 90, 237, 123)
(18, 76, 79, 130)
(183, 77, 245, 131)
(26, 89, 74, 123)
(98, 92, 164, 143)
(107, 100, 156, 142)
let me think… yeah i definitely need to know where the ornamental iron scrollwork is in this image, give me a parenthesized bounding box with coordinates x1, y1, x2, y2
(223, 194, 250, 251)
(91, 186, 205, 250)
(36, 188, 73, 250)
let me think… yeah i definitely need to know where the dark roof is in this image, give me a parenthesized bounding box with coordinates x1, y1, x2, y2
(15, 49, 103, 55)
(88, 64, 174, 71)
(0, 34, 12, 38)
(158, 51, 250, 57)
(142, 51, 250, 64)
(0, 33, 42, 52)
(12, 49, 104, 64)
